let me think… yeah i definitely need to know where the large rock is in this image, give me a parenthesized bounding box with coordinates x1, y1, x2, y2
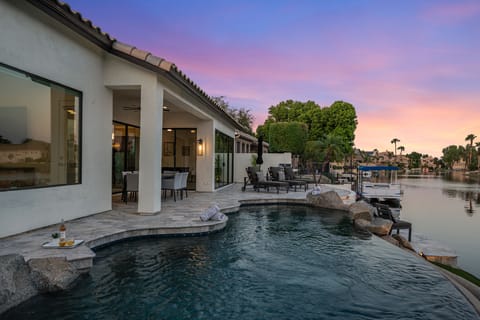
(0, 254, 38, 314)
(318, 175, 331, 184)
(355, 218, 393, 237)
(28, 257, 79, 293)
(392, 234, 415, 251)
(306, 190, 348, 211)
(349, 201, 373, 222)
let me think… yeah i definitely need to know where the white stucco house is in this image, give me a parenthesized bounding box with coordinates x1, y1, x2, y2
(0, 0, 246, 238)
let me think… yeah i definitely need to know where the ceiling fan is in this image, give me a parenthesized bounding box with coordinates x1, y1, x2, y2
(122, 104, 140, 112)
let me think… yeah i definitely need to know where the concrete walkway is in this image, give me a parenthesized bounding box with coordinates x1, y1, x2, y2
(0, 183, 308, 271)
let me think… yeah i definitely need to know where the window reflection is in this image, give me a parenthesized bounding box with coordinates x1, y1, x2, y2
(0, 64, 81, 190)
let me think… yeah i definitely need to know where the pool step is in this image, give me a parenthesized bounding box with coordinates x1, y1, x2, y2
(398, 230, 458, 267)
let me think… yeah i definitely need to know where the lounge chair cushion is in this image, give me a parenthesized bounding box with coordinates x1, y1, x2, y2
(256, 172, 265, 182)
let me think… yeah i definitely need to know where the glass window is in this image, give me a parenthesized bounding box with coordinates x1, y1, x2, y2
(112, 122, 140, 193)
(215, 130, 234, 189)
(161, 128, 197, 189)
(0, 63, 81, 190)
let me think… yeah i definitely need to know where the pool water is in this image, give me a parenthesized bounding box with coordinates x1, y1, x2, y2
(4, 205, 478, 319)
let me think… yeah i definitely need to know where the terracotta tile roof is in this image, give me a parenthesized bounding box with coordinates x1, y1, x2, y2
(25, 0, 245, 130)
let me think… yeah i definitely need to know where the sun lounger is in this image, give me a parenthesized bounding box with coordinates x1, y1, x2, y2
(284, 167, 314, 188)
(242, 167, 289, 193)
(269, 167, 307, 191)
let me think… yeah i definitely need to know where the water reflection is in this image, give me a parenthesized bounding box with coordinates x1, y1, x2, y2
(444, 171, 480, 184)
(441, 189, 480, 216)
(399, 174, 480, 277)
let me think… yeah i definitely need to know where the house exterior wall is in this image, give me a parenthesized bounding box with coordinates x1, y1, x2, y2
(233, 153, 292, 183)
(0, 1, 112, 237)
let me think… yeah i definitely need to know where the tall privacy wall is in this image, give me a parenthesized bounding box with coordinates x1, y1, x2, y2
(234, 153, 292, 183)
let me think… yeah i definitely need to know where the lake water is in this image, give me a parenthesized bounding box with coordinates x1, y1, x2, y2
(399, 172, 480, 278)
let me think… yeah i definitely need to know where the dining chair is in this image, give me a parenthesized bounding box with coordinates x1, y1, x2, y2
(124, 173, 139, 203)
(162, 172, 183, 201)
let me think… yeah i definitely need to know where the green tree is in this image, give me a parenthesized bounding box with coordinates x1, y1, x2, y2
(359, 150, 372, 165)
(465, 134, 477, 170)
(442, 145, 461, 170)
(258, 99, 357, 158)
(266, 122, 308, 155)
(407, 151, 422, 169)
(212, 96, 254, 134)
(304, 134, 345, 175)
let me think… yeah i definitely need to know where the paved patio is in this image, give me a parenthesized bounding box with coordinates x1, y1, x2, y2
(0, 183, 309, 271)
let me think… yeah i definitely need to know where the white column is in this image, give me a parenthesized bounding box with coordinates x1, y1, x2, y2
(137, 82, 163, 214)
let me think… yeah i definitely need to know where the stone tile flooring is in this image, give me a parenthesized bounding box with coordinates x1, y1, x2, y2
(0, 183, 308, 268)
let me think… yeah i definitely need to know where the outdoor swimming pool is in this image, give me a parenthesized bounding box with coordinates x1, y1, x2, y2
(4, 205, 478, 319)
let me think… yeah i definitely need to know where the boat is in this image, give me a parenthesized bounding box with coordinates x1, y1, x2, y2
(356, 166, 402, 217)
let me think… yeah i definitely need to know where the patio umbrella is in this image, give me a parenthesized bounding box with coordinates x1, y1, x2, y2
(256, 136, 264, 167)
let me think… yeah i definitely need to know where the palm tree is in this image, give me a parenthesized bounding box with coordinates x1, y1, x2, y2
(465, 134, 477, 170)
(304, 134, 345, 183)
(391, 138, 400, 157)
(397, 146, 405, 156)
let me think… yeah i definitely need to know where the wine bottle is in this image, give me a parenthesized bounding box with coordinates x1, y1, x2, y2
(59, 219, 66, 246)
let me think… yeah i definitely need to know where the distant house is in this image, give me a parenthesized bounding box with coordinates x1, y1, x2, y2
(0, 0, 245, 237)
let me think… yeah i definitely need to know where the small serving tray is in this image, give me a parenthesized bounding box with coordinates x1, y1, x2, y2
(42, 239, 84, 249)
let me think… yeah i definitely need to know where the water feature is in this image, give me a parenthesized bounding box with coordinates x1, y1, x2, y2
(399, 172, 480, 278)
(4, 205, 477, 319)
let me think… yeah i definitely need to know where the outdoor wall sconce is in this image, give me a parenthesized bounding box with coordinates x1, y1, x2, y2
(197, 139, 204, 156)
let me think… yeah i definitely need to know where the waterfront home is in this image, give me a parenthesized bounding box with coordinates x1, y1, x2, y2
(0, 0, 245, 238)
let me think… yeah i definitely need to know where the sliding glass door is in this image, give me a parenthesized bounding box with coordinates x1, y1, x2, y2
(112, 122, 140, 193)
(162, 128, 197, 189)
(215, 130, 234, 189)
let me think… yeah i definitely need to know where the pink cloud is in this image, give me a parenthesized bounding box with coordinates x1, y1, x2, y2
(422, 2, 480, 23)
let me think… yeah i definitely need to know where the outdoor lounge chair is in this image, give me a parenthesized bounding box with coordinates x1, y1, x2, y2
(268, 167, 307, 191)
(374, 203, 412, 241)
(242, 167, 289, 193)
(284, 167, 314, 188)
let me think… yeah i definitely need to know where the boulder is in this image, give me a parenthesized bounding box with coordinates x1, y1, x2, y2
(318, 175, 331, 184)
(0, 254, 38, 314)
(28, 257, 79, 293)
(354, 218, 393, 237)
(306, 190, 347, 211)
(381, 235, 400, 247)
(392, 234, 415, 251)
(349, 201, 373, 222)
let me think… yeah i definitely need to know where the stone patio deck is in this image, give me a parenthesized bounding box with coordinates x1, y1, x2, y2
(0, 183, 308, 272)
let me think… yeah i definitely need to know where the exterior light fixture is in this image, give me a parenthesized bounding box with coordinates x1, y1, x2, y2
(197, 139, 204, 156)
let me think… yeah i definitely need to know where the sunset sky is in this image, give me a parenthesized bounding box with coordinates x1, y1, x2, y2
(68, 0, 480, 157)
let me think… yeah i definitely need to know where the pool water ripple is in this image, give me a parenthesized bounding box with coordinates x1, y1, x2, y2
(3, 205, 478, 319)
